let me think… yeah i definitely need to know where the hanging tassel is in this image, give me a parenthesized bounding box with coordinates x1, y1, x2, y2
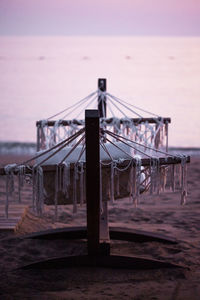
(79, 162, 84, 206)
(165, 122, 169, 152)
(149, 160, 153, 195)
(134, 157, 141, 207)
(155, 158, 160, 194)
(40, 120, 48, 149)
(180, 156, 187, 205)
(131, 162, 137, 205)
(144, 122, 149, 152)
(155, 126, 160, 149)
(58, 164, 62, 192)
(116, 169, 120, 197)
(54, 165, 59, 220)
(176, 164, 182, 188)
(18, 172, 22, 204)
(35, 166, 44, 216)
(39, 166, 44, 215)
(17, 165, 25, 203)
(5, 175, 9, 219)
(162, 166, 167, 192)
(62, 162, 70, 198)
(160, 124, 164, 147)
(150, 158, 155, 194)
(4, 164, 17, 218)
(156, 163, 161, 195)
(159, 166, 163, 193)
(150, 157, 159, 194)
(110, 161, 115, 204)
(100, 163, 103, 213)
(157, 164, 161, 194)
(4, 164, 16, 194)
(32, 167, 36, 212)
(62, 164, 68, 195)
(73, 164, 78, 213)
(170, 164, 175, 192)
(129, 164, 133, 202)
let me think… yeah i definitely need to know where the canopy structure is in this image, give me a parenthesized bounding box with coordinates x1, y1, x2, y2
(1, 79, 189, 218)
(36, 78, 170, 152)
(0, 78, 190, 270)
(31, 79, 187, 213)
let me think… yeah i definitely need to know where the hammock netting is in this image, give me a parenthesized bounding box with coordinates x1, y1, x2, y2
(36, 90, 170, 152)
(1, 89, 189, 219)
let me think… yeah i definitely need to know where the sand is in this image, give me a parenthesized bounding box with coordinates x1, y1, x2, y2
(0, 154, 200, 299)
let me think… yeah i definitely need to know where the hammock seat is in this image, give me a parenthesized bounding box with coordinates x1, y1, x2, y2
(36, 142, 145, 205)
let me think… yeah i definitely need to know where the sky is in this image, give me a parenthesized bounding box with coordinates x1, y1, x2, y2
(0, 0, 200, 36)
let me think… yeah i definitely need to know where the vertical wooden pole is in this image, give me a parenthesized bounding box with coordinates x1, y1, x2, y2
(98, 78, 110, 255)
(85, 109, 100, 256)
(36, 125, 40, 151)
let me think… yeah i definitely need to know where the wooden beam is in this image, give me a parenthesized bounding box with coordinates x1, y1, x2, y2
(98, 78, 110, 254)
(36, 117, 171, 127)
(20, 254, 185, 270)
(85, 109, 100, 256)
(0, 155, 190, 176)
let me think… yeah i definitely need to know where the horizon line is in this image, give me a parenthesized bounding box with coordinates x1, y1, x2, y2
(0, 34, 200, 38)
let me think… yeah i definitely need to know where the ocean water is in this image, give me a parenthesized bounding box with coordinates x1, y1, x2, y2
(0, 36, 200, 147)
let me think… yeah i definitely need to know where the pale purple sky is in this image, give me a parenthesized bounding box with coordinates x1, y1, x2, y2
(0, 0, 200, 35)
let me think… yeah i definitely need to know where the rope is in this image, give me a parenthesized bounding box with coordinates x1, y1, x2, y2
(20, 128, 85, 167)
(59, 134, 85, 165)
(115, 159, 133, 172)
(106, 101, 115, 117)
(106, 92, 160, 117)
(47, 90, 97, 120)
(75, 143, 86, 164)
(36, 131, 84, 167)
(100, 134, 133, 160)
(102, 132, 152, 158)
(74, 94, 98, 119)
(106, 96, 127, 117)
(103, 129, 175, 158)
(100, 140, 113, 161)
(62, 97, 93, 120)
(107, 94, 143, 118)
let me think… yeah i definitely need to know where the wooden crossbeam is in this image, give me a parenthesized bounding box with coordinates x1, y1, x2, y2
(36, 117, 171, 127)
(0, 155, 190, 176)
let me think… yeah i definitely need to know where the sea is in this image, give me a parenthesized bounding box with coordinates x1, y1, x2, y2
(0, 36, 200, 155)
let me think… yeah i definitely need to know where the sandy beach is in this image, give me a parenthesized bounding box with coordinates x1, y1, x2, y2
(0, 154, 200, 299)
(1, 2, 200, 299)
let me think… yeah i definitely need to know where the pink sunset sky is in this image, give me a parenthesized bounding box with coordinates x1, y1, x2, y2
(0, 0, 200, 35)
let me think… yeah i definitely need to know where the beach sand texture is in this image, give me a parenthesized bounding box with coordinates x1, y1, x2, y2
(0, 154, 200, 299)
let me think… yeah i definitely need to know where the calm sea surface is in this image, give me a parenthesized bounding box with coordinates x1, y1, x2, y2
(0, 36, 200, 147)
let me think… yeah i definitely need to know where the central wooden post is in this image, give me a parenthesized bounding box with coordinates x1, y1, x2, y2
(98, 78, 110, 254)
(85, 109, 100, 256)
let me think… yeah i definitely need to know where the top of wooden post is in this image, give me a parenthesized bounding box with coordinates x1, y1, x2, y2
(98, 78, 107, 118)
(98, 78, 106, 92)
(85, 109, 99, 118)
